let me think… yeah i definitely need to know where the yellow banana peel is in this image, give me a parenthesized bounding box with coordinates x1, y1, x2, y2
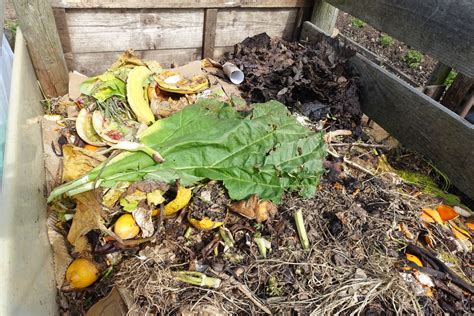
(127, 66, 155, 125)
(153, 185, 192, 216)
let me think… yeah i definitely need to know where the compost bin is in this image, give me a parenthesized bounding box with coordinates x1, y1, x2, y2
(2, 0, 473, 315)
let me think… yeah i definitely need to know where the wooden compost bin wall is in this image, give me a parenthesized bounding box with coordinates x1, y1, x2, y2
(52, 1, 312, 75)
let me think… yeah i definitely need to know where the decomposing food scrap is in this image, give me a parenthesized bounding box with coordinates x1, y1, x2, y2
(41, 35, 473, 315)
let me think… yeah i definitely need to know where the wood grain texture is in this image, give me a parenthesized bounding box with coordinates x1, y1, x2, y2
(215, 8, 297, 47)
(203, 9, 218, 58)
(326, 0, 474, 77)
(441, 74, 474, 114)
(302, 21, 474, 199)
(51, 0, 313, 9)
(311, 0, 338, 34)
(351, 56, 474, 199)
(52, 8, 74, 71)
(70, 49, 202, 75)
(13, 0, 68, 96)
(65, 9, 204, 53)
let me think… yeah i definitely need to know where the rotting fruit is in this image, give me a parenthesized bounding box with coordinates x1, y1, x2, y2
(114, 213, 140, 239)
(153, 185, 192, 216)
(66, 258, 99, 288)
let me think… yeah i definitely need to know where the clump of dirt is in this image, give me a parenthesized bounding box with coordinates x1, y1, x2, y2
(336, 12, 437, 86)
(221, 33, 363, 135)
(188, 182, 229, 221)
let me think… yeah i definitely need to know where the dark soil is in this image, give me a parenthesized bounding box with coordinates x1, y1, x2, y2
(221, 33, 363, 135)
(336, 12, 437, 87)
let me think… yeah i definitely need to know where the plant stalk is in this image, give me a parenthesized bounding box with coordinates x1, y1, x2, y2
(175, 271, 221, 288)
(294, 209, 310, 250)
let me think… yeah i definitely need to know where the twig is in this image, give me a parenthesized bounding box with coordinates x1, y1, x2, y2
(215, 271, 272, 315)
(331, 142, 389, 149)
(327, 147, 375, 176)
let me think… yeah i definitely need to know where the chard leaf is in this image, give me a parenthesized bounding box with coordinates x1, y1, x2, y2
(49, 99, 326, 203)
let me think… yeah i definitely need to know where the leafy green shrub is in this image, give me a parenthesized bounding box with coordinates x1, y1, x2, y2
(404, 50, 423, 69)
(351, 18, 366, 28)
(379, 34, 394, 48)
(444, 70, 457, 87)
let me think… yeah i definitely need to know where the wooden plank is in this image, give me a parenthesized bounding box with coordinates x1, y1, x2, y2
(70, 48, 202, 75)
(203, 9, 218, 58)
(291, 7, 304, 41)
(311, 0, 338, 35)
(65, 9, 204, 53)
(215, 8, 298, 47)
(351, 56, 474, 199)
(13, 0, 68, 96)
(52, 8, 73, 71)
(441, 74, 474, 114)
(427, 63, 452, 86)
(51, 0, 313, 9)
(325, 0, 474, 77)
(302, 21, 474, 199)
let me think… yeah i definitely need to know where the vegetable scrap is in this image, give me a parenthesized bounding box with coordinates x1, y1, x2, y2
(42, 34, 473, 315)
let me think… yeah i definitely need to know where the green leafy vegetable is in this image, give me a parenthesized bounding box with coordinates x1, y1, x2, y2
(48, 99, 326, 203)
(80, 72, 126, 102)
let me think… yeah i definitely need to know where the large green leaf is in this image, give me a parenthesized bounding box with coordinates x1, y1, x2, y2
(49, 99, 326, 203)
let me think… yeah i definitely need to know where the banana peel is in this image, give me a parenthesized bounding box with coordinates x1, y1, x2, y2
(127, 66, 155, 125)
(76, 108, 106, 146)
(188, 210, 226, 231)
(153, 185, 192, 216)
(154, 70, 208, 94)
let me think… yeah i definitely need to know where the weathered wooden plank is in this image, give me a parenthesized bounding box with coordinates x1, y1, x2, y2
(203, 9, 218, 59)
(441, 74, 474, 114)
(65, 9, 204, 53)
(52, 8, 74, 71)
(325, 0, 474, 77)
(215, 8, 297, 47)
(311, 0, 338, 35)
(13, 0, 68, 96)
(70, 49, 202, 75)
(51, 0, 313, 9)
(291, 7, 304, 41)
(427, 63, 452, 86)
(351, 56, 474, 199)
(302, 21, 474, 199)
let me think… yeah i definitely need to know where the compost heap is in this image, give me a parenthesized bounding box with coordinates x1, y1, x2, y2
(43, 34, 473, 315)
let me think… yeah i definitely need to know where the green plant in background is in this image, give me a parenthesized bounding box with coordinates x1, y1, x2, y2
(444, 70, 457, 87)
(351, 18, 366, 28)
(379, 34, 394, 48)
(4, 20, 18, 34)
(404, 49, 423, 69)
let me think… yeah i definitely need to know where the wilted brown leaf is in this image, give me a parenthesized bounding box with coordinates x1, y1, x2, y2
(230, 195, 277, 223)
(85, 287, 128, 316)
(62, 144, 106, 182)
(68, 191, 109, 246)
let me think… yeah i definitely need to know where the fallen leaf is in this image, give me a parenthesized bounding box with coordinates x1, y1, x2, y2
(103, 182, 130, 208)
(420, 208, 443, 225)
(46, 212, 73, 288)
(73, 235, 91, 254)
(450, 223, 471, 240)
(435, 204, 458, 222)
(62, 145, 106, 182)
(120, 189, 147, 212)
(147, 189, 165, 205)
(406, 253, 423, 267)
(68, 191, 110, 246)
(230, 195, 277, 223)
(133, 207, 154, 238)
(85, 287, 128, 316)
